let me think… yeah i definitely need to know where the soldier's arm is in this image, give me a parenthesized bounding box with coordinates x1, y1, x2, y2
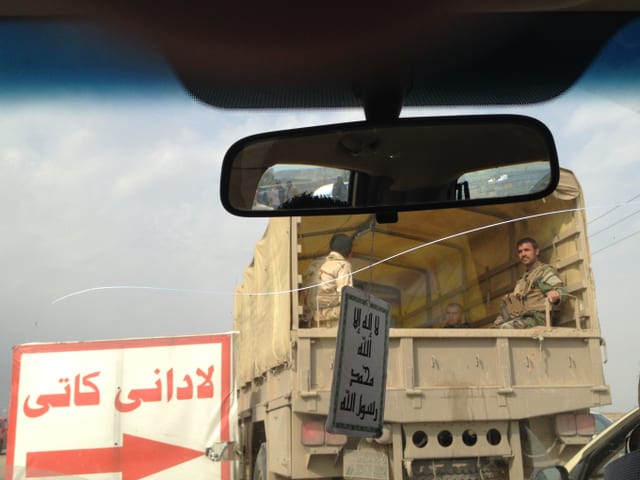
(539, 267, 567, 305)
(335, 262, 353, 293)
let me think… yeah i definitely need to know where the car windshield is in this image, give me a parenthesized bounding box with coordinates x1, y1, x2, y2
(2, 14, 640, 480)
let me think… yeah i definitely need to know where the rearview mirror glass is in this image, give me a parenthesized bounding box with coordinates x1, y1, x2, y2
(221, 115, 559, 216)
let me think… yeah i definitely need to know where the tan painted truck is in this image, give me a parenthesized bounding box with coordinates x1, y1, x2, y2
(233, 168, 610, 480)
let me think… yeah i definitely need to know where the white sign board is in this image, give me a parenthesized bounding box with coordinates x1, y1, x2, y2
(5, 334, 234, 480)
(326, 286, 390, 437)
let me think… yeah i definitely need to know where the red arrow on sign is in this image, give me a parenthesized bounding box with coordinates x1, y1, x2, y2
(26, 433, 203, 480)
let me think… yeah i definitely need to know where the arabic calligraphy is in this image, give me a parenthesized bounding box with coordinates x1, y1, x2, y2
(327, 287, 389, 437)
(115, 366, 215, 412)
(22, 365, 216, 417)
(335, 300, 385, 426)
(23, 372, 100, 418)
(338, 389, 379, 422)
(340, 307, 381, 420)
(349, 366, 374, 387)
(353, 308, 381, 337)
(357, 337, 372, 358)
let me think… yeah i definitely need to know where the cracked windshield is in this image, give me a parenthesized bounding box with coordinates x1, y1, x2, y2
(2, 17, 640, 480)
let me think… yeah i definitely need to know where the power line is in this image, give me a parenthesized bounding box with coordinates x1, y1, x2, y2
(589, 207, 640, 237)
(589, 192, 640, 224)
(587, 193, 640, 254)
(592, 228, 640, 256)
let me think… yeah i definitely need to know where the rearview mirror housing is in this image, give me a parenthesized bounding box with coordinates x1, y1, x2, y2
(220, 115, 559, 217)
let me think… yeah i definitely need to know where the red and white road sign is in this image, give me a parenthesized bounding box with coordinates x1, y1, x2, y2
(5, 334, 234, 480)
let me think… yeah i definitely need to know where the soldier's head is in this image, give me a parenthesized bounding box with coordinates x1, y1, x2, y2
(516, 237, 540, 269)
(445, 303, 464, 326)
(330, 234, 353, 257)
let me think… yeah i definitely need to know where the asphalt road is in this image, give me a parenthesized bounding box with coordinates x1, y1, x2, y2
(1, 453, 5, 480)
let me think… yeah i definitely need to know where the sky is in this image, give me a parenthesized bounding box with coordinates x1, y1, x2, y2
(533, 94, 640, 414)
(0, 97, 363, 415)
(3, 21, 640, 420)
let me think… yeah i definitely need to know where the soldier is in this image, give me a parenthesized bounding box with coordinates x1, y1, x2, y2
(285, 180, 299, 201)
(332, 176, 347, 202)
(444, 302, 469, 328)
(494, 236, 566, 329)
(301, 234, 353, 327)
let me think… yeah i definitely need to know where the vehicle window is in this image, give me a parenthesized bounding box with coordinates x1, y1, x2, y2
(0, 21, 359, 393)
(3, 14, 640, 480)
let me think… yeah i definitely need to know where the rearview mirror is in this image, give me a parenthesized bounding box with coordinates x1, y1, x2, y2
(220, 115, 559, 217)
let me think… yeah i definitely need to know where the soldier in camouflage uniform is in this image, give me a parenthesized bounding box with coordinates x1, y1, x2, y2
(301, 234, 353, 327)
(494, 237, 566, 329)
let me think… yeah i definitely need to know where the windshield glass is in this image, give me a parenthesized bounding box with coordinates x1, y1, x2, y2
(2, 15, 640, 480)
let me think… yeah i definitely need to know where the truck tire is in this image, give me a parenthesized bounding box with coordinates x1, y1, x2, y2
(253, 443, 267, 480)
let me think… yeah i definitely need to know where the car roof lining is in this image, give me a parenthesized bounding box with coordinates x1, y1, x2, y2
(0, 5, 638, 109)
(173, 13, 634, 110)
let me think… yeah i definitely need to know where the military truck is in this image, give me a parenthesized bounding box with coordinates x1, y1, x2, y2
(233, 168, 610, 480)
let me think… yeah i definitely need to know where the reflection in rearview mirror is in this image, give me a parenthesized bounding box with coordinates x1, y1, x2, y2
(221, 115, 559, 217)
(254, 166, 351, 210)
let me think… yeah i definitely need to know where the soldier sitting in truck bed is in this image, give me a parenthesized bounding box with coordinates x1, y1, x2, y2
(494, 236, 567, 329)
(300, 234, 353, 327)
(444, 302, 470, 328)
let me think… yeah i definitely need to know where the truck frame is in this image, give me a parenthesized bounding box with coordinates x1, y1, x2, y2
(233, 169, 610, 480)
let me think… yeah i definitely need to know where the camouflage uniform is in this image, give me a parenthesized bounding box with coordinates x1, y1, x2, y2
(301, 251, 353, 327)
(497, 261, 566, 329)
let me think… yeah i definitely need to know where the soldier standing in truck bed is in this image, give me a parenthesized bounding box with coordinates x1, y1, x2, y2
(301, 234, 353, 327)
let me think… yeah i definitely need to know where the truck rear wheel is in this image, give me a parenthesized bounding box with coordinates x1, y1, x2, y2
(253, 443, 267, 480)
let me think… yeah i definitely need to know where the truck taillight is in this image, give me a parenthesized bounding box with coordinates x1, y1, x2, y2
(576, 414, 595, 436)
(301, 421, 348, 446)
(301, 421, 325, 446)
(555, 413, 577, 436)
(555, 413, 595, 436)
